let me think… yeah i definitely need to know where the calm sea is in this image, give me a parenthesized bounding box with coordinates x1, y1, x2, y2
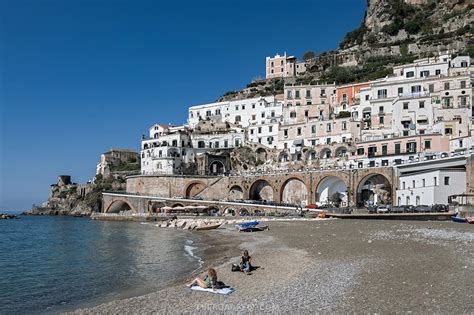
(0, 216, 202, 314)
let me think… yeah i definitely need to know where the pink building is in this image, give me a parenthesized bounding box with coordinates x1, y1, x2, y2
(266, 53, 297, 79)
(352, 133, 450, 159)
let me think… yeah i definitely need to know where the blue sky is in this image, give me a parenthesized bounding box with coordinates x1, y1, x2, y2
(0, 0, 366, 210)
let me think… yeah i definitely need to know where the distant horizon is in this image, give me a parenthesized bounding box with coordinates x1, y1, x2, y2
(0, 0, 366, 210)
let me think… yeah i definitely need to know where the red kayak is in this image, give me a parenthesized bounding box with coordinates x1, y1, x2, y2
(467, 217, 474, 224)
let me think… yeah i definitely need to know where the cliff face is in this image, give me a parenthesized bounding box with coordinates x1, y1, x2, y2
(341, 0, 472, 49)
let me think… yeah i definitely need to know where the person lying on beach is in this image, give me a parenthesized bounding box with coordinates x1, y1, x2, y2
(187, 268, 217, 289)
(240, 250, 252, 274)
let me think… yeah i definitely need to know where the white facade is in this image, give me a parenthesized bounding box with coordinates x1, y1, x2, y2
(396, 169, 466, 206)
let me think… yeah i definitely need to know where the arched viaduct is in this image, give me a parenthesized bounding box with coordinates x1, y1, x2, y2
(104, 167, 397, 213)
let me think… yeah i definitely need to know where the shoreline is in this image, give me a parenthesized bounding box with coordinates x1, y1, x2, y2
(69, 219, 474, 314)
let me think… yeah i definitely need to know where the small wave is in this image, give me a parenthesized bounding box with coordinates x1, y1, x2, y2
(183, 239, 203, 268)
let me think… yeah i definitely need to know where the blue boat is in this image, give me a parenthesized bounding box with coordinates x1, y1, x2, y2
(450, 216, 467, 223)
(238, 221, 259, 228)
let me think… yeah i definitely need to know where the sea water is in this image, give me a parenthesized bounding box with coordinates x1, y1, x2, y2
(0, 216, 202, 314)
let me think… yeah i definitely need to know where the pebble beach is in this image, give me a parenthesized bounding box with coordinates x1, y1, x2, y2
(71, 219, 474, 314)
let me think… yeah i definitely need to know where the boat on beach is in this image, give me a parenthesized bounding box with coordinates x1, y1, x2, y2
(450, 216, 467, 223)
(466, 217, 474, 224)
(195, 223, 222, 231)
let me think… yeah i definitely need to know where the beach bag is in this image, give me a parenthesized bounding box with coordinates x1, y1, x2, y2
(231, 264, 240, 272)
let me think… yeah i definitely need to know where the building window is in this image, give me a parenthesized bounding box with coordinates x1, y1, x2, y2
(411, 85, 421, 93)
(379, 116, 384, 124)
(412, 180, 415, 188)
(198, 141, 205, 148)
(326, 123, 331, 132)
(435, 69, 441, 75)
(284, 129, 288, 137)
(235, 105, 239, 111)
(406, 71, 414, 78)
(377, 89, 387, 99)
(258, 127, 262, 134)
(444, 82, 450, 90)
(424, 140, 431, 149)
(419, 101, 425, 108)
(269, 126, 273, 132)
(252, 114, 256, 120)
(342, 121, 347, 130)
(224, 140, 228, 148)
(422, 179, 425, 187)
(379, 106, 384, 113)
(403, 102, 409, 110)
(250, 129, 254, 135)
(290, 111, 296, 118)
(428, 84, 434, 93)
(295, 90, 300, 99)
(287, 90, 292, 98)
(305, 110, 309, 117)
(235, 115, 241, 123)
(306, 90, 311, 98)
(206, 110, 211, 117)
(460, 81, 466, 89)
(261, 112, 265, 118)
(382, 144, 387, 156)
(434, 177, 437, 186)
(214, 141, 219, 148)
(444, 176, 449, 185)
(311, 125, 316, 133)
(357, 147, 365, 155)
(395, 143, 401, 154)
(402, 182, 406, 189)
(297, 128, 302, 136)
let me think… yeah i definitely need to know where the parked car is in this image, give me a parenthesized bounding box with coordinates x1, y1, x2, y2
(389, 206, 405, 213)
(414, 205, 432, 213)
(367, 205, 378, 213)
(432, 204, 448, 212)
(376, 205, 390, 213)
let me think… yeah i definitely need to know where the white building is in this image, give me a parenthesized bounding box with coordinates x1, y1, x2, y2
(396, 169, 466, 206)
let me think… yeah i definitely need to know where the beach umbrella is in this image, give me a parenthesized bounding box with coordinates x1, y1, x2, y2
(162, 206, 172, 212)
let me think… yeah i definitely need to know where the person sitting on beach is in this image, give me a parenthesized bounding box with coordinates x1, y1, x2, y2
(187, 268, 217, 289)
(240, 250, 252, 274)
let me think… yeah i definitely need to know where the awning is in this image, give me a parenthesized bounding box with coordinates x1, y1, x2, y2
(293, 139, 304, 146)
(401, 116, 412, 122)
(417, 115, 428, 122)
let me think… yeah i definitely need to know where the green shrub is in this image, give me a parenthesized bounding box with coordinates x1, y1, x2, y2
(336, 111, 351, 119)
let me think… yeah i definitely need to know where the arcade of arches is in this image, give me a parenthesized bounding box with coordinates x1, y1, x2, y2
(241, 170, 394, 207)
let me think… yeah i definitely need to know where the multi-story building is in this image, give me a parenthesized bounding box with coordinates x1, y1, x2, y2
(265, 53, 306, 79)
(141, 53, 473, 193)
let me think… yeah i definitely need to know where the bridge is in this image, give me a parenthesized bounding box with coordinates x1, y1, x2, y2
(102, 192, 306, 215)
(102, 166, 398, 214)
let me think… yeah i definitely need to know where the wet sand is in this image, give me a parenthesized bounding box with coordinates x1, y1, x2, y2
(70, 219, 474, 314)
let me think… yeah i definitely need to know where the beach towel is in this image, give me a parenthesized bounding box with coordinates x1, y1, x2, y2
(190, 285, 235, 295)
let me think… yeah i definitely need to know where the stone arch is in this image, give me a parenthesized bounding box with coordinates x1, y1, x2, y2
(335, 146, 348, 157)
(278, 151, 290, 162)
(306, 149, 317, 161)
(209, 160, 225, 175)
(356, 173, 392, 206)
(229, 185, 244, 200)
(171, 203, 184, 208)
(320, 148, 332, 159)
(280, 178, 309, 206)
(106, 199, 135, 213)
(184, 181, 207, 198)
(249, 179, 274, 202)
(315, 176, 348, 207)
